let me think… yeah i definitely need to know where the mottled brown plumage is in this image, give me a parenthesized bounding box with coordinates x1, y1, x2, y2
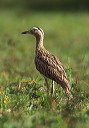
(21, 27, 73, 99)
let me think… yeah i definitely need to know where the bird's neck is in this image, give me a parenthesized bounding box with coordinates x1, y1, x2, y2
(36, 35, 44, 49)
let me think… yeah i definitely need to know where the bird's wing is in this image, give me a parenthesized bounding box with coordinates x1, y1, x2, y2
(50, 55, 67, 76)
(35, 50, 67, 81)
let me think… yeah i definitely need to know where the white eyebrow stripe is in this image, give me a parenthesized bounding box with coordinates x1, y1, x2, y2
(32, 27, 44, 35)
(36, 27, 44, 35)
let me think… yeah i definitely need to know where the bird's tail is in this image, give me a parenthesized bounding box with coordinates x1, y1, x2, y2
(60, 78, 73, 99)
(66, 88, 73, 99)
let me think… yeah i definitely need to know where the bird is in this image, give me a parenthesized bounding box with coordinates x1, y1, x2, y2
(21, 26, 73, 99)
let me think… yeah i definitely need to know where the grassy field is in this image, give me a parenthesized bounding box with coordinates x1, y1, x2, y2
(0, 8, 89, 128)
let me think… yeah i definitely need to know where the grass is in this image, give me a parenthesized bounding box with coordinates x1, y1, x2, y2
(0, 8, 89, 128)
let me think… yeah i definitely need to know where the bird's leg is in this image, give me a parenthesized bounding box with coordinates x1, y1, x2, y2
(51, 80, 55, 97)
(44, 77, 49, 94)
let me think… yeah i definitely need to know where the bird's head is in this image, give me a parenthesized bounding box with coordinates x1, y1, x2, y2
(21, 27, 44, 37)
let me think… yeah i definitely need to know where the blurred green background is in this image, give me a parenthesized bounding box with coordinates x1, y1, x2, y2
(0, 1, 89, 128)
(1, 0, 89, 11)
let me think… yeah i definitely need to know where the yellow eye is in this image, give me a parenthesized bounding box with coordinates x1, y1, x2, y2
(33, 29, 36, 32)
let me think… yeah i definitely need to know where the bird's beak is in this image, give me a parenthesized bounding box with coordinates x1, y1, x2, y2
(21, 30, 30, 34)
